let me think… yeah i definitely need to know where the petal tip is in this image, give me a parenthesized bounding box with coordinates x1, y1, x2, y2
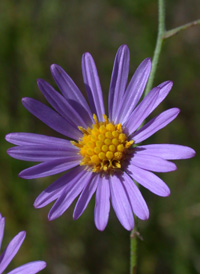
(20, 230, 27, 238)
(37, 78, 44, 86)
(43, 261, 47, 268)
(21, 97, 30, 106)
(163, 187, 171, 197)
(33, 202, 38, 209)
(142, 214, 149, 221)
(95, 220, 108, 231)
(143, 57, 151, 66)
(5, 133, 11, 142)
(190, 148, 196, 158)
(0, 215, 5, 222)
(50, 63, 59, 73)
(48, 211, 57, 221)
(50, 64, 64, 77)
(126, 224, 135, 231)
(72, 212, 79, 221)
(142, 208, 150, 220)
(119, 43, 128, 48)
(96, 225, 106, 232)
(37, 78, 51, 93)
(18, 171, 27, 179)
(6, 148, 12, 156)
(48, 214, 53, 221)
(174, 165, 178, 171)
(38, 261, 47, 270)
(33, 198, 40, 208)
(21, 97, 27, 102)
(82, 52, 92, 62)
(119, 44, 129, 52)
(167, 80, 173, 86)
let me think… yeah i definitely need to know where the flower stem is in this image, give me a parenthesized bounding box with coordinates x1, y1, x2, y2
(144, 1, 200, 97)
(130, 227, 137, 274)
(163, 19, 200, 39)
(130, 0, 200, 272)
(144, 0, 165, 97)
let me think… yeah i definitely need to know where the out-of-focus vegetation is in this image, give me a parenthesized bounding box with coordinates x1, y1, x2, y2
(0, 0, 200, 273)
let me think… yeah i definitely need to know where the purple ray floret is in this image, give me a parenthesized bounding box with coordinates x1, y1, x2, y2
(5, 45, 196, 231)
(0, 214, 46, 274)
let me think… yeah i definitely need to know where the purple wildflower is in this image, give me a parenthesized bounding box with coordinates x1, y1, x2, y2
(6, 45, 195, 231)
(0, 213, 46, 274)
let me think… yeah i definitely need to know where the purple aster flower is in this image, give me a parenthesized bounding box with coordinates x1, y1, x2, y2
(0, 213, 46, 274)
(6, 45, 195, 231)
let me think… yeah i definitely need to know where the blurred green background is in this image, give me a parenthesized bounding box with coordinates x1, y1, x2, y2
(0, 0, 199, 273)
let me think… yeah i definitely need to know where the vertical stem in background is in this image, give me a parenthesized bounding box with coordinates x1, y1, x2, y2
(130, 227, 137, 274)
(130, 1, 166, 273)
(129, 0, 200, 272)
(144, 0, 165, 97)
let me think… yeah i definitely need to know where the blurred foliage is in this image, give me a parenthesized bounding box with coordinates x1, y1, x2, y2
(0, 0, 200, 273)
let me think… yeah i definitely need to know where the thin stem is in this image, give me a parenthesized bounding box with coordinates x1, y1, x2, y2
(163, 19, 200, 39)
(130, 1, 200, 273)
(130, 1, 166, 271)
(130, 3, 166, 271)
(144, 4, 200, 96)
(130, 228, 137, 274)
(144, 0, 165, 97)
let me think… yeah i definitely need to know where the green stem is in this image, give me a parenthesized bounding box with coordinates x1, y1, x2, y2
(130, 1, 200, 273)
(130, 2, 166, 271)
(144, 0, 165, 97)
(144, 3, 200, 96)
(130, 227, 137, 274)
(163, 19, 200, 39)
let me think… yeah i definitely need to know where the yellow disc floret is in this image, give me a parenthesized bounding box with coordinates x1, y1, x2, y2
(71, 114, 134, 173)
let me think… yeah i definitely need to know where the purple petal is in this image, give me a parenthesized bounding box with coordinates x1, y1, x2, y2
(37, 79, 91, 128)
(133, 81, 173, 121)
(0, 215, 5, 250)
(108, 45, 130, 122)
(118, 58, 151, 124)
(19, 157, 80, 179)
(0, 231, 26, 274)
(82, 52, 105, 121)
(73, 175, 98, 220)
(153, 81, 173, 110)
(34, 166, 86, 209)
(135, 144, 196, 160)
(133, 108, 180, 143)
(94, 176, 110, 231)
(22, 97, 81, 140)
(7, 144, 79, 162)
(7, 261, 46, 274)
(124, 87, 160, 135)
(130, 153, 177, 172)
(110, 174, 134, 231)
(121, 173, 149, 220)
(50, 64, 92, 119)
(5, 133, 73, 146)
(48, 170, 93, 220)
(127, 165, 170, 197)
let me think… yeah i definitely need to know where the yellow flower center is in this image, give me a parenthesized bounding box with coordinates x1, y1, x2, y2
(71, 114, 134, 173)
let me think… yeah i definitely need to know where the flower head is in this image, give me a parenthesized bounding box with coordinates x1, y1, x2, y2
(0, 213, 46, 274)
(6, 45, 195, 231)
